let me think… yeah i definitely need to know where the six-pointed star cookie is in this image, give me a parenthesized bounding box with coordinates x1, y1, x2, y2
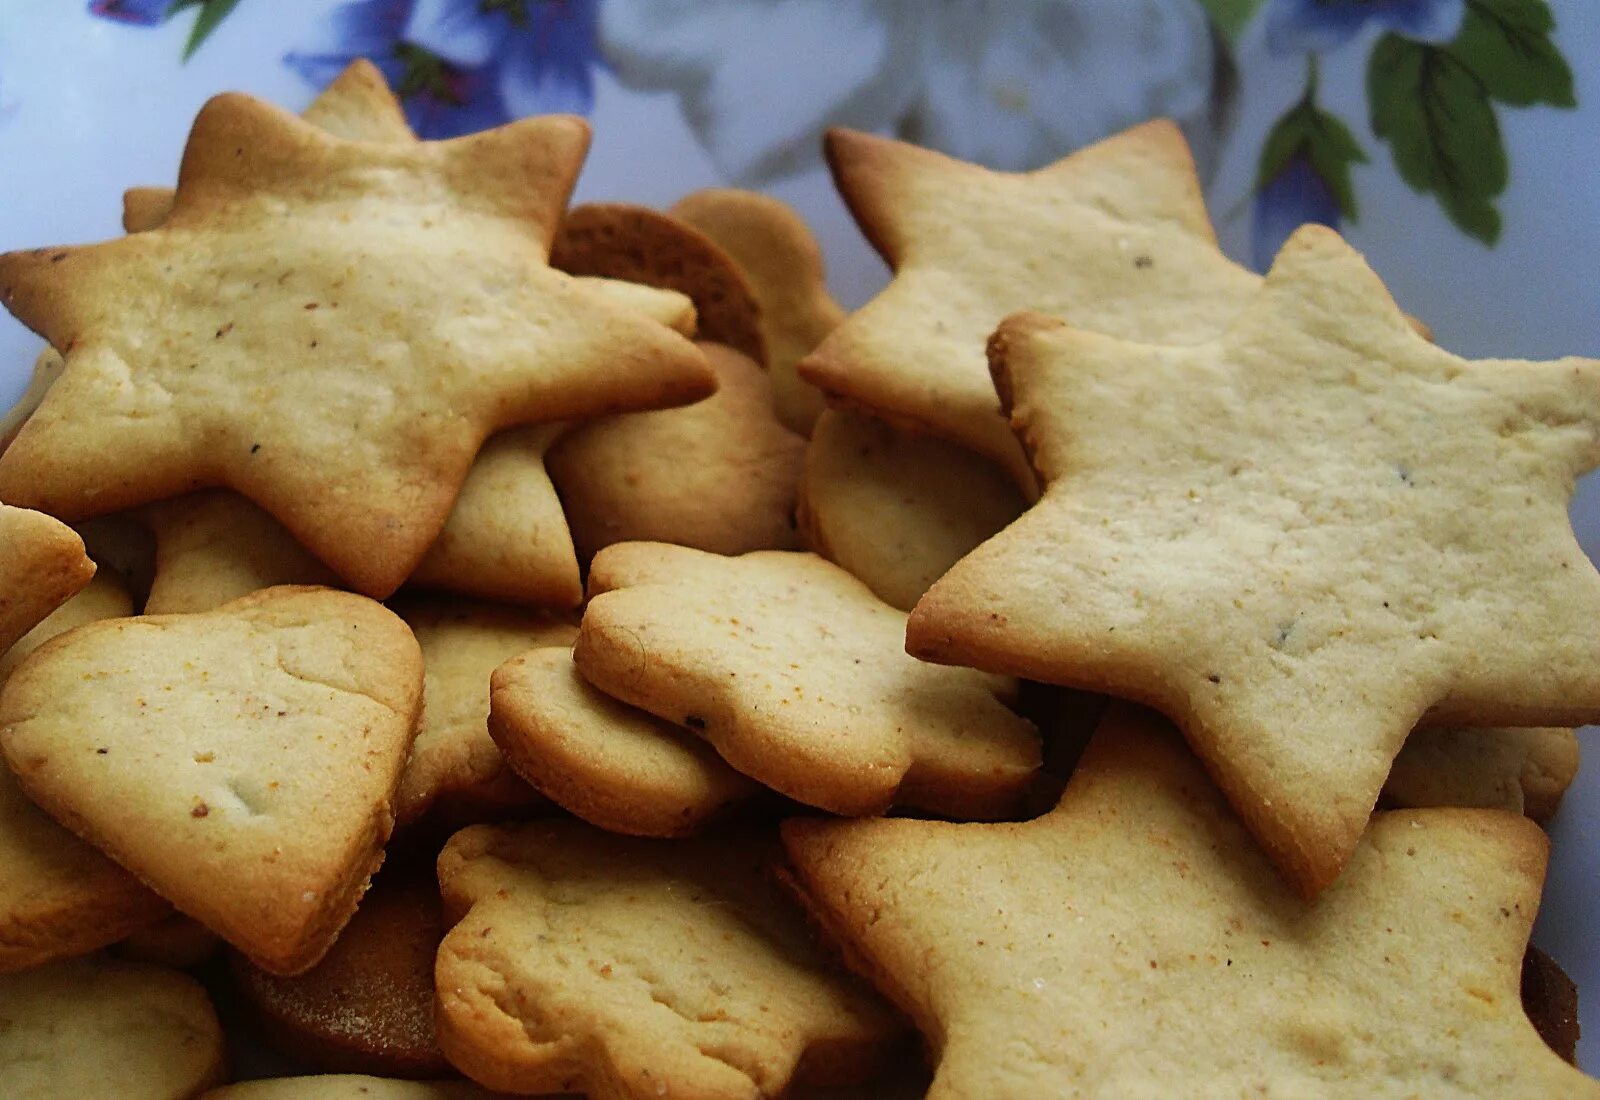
(574, 543, 1040, 818)
(0, 92, 713, 597)
(798, 120, 1262, 487)
(908, 226, 1600, 894)
(784, 705, 1600, 1099)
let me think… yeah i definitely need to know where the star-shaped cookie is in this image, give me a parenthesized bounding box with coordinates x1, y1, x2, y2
(0, 92, 713, 597)
(784, 706, 1600, 1098)
(909, 226, 1600, 894)
(799, 120, 1263, 487)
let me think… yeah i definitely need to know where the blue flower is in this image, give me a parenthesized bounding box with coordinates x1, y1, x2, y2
(87, 0, 171, 25)
(285, 0, 510, 139)
(406, 0, 600, 118)
(1253, 153, 1341, 270)
(1265, 0, 1464, 54)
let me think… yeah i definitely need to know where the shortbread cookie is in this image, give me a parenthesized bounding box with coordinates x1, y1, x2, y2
(547, 343, 805, 560)
(141, 491, 338, 614)
(909, 227, 1600, 894)
(408, 425, 582, 609)
(0, 94, 714, 597)
(784, 705, 1600, 1098)
(799, 122, 1265, 486)
(392, 598, 576, 825)
(0, 568, 133, 684)
(435, 821, 902, 1098)
(0, 504, 95, 655)
(490, 646, 760, 836)
(231, 867, 448, 1076)
(574, 544, 1039, 817)
(0, 349, 63, 452)
(0, 955, 225, 1099)
(118, 913, 221, 969)
(670, 188, 845, 434)
(0, 763, 170, 975)
(551, 202, 765, 363)
(0, 586, 425, 975)
(799, 410, 1026, 611)
(1385, 727, 1579, 822)
(204, 1078, 499, 1099)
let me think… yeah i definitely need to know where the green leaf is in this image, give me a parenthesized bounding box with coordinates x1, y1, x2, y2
(1369, 35, 1507, 245)
(1195, 0, 1265, 43)
(1452, 0, 1576, 108)
(1256, 98, 1367, 221)
(177, 0, 243, 62)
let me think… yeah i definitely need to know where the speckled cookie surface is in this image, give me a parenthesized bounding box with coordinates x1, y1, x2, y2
(909, 227, 1600, 894)
(490, 646, 760, 837)
(0, 586, 424, 975)
(435, 821, 901, 1099)
(574, 543, 1039, 817)
(784, 706, 1600, 1099)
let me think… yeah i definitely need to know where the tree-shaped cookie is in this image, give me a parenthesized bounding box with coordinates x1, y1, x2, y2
(799, 121, 1261, 486)
(435, 821, 902, 1098)
(785, 706, 1600, 1098)
(909, 226, 1600, 894)
(574, 543, 1039, 817)
(0, 93, 713, 597)
(0, 586, 424, 974)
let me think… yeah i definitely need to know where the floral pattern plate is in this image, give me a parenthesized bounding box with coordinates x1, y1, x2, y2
(0, 0, 1596, 1069)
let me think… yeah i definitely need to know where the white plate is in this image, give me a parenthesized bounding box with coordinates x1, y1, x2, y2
(0, 0, 1595, 1072)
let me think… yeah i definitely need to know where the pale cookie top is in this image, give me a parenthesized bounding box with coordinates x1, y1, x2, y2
(392, 598, 576, 825)
(0, 93, 714, 598)
(909, 226, 1600, 895)
(0, 586, 424, 975)
(784, 706, 1599, 1100)
(574, 543, 1039, 818)
(435, 821, 901, 1100)
(0, 504, 94, 655)
(490, 646, 761, 837)
(799, 120, 1261, 487)
(0, 955, 225, 1100)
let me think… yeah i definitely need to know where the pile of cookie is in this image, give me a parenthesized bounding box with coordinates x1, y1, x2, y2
(0, 59, 1594, 1098)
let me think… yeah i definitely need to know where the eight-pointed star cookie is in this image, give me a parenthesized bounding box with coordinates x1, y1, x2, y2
(573, 543, 1040, 818)
(798, 120, 1263, 488)
(784, 705, 1600, 1099)
(435, 821, 902, 1099)
(908, 226, 1600, 894)
(0, 92, 713, 597)
(0, 586, 425, 975)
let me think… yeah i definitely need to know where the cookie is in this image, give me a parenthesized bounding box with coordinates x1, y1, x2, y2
(0, 349, 63, 452)
(573, 543, 1040, 817)
(0, 763, 170, 975)
(0, 586, 425, 975)
(489, 646, 761, 837)
(203, 1077, 501, 1099)
(908, 226, 1600, 894)
(0, 504, 95, 656)
(392, 597, 576, 826)
(670, 188, 845, 434)
(798, 409, 1026, 611)
(551, 201, 765, 363)
(231, 866, 448, 1077)
(0, 93, 714, 598)
(141, 491, 338, 615)
(0, 567, 133, 684)
(0, 954, 225, 1098)
(1385, 726, 1579, 822)
(547, 342, 805, 560)
(799, 122, 1265, 487)
(783, 705, 1599, 1098)
(435, 821, 902, 1098)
